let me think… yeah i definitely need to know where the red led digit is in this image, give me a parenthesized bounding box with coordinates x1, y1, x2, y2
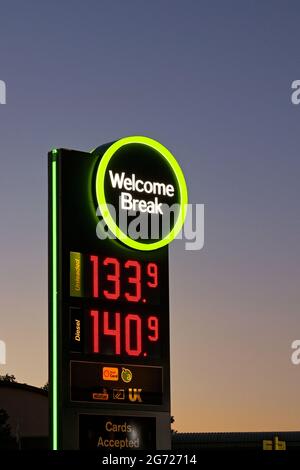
(147, 263, 158, 288)
(103, 311, 121, 355)
(124, 260, 141, 302)
(103, 257, 120, 300)
(125, 314, 142, 356)
(90, 310, 99, 353)
(90, 255, 99, 298)
(147, 316, 159, 341)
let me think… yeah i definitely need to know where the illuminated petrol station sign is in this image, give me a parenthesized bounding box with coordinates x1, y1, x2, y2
(95, 136, 188, 250)
(48, 136, 187, 450)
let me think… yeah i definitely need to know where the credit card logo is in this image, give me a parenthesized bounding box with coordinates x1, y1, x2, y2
(113, 389, 125, 400)
(92, 389, 109, 401)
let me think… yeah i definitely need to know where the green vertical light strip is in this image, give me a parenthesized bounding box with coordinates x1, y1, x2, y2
(51, 158, 58, 450)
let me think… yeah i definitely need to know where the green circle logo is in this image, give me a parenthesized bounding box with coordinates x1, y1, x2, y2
(95, 136, 188, 251)
(121, 367, 133, 383)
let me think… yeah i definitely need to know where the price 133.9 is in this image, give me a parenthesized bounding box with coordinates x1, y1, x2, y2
(89, 256, 158, 303)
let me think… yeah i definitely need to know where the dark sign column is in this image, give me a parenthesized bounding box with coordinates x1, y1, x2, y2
(48, 137, 187, 450)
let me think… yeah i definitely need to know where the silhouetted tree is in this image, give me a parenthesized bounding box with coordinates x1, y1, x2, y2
(0, 409, 17, 449)
(171, 415, 177, 434)
(41, 381, 49, 392)
(0, 374, 16, 383)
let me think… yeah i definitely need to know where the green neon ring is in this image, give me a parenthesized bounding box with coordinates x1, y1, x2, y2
(95, 136, 188, 251)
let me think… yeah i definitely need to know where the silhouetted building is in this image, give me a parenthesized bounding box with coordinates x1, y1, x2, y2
(172, 432, 300, 450)
(0, 382, 48, 449)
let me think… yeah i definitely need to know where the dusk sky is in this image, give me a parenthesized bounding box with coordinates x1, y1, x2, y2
(1, 1, 300, 432)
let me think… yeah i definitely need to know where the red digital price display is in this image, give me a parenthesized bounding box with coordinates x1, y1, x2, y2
(70, 252, 163, 361)
(89, 310, 159, 356)
(70, 252, 160, 304)
(90, 257, 158, 302)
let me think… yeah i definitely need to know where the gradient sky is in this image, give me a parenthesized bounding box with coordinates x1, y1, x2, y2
(1, 0, 300, 432)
